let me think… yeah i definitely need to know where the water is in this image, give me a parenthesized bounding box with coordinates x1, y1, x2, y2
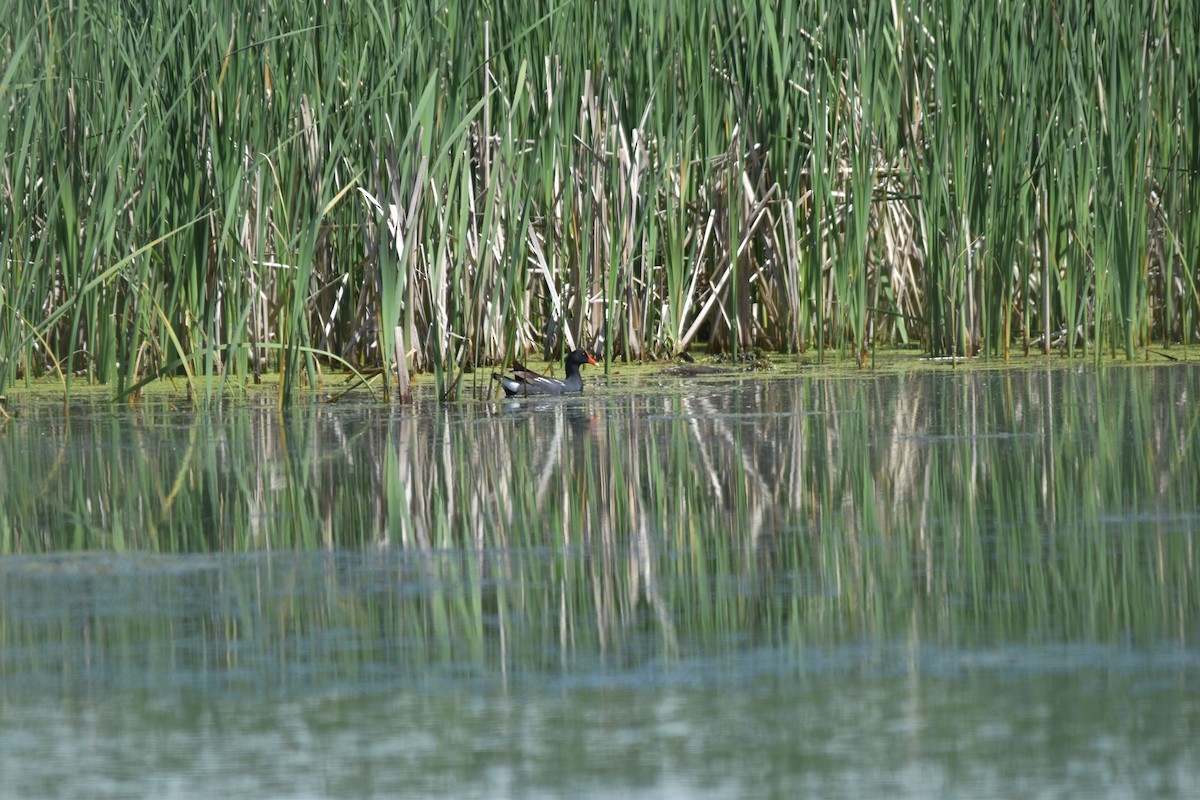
(1, 363, 1198, 798)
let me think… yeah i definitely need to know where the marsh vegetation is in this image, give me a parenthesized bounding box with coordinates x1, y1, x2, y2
(2, 1, 1198, 403)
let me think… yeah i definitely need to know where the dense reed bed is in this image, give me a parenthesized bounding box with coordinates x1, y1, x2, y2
(2, 1, 1197, 402)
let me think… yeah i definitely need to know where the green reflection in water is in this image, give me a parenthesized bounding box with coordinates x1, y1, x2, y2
(1, 365, 1198, 798)
(2, 366, 1198, 661)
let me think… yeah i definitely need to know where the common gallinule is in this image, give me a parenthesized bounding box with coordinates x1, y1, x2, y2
(493, 349, 600, 396)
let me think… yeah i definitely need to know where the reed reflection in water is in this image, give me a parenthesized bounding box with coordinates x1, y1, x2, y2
(1, 364, 1198, 798)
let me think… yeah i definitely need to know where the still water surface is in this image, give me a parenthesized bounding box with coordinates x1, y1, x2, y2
(1, 363, 1198, 798)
